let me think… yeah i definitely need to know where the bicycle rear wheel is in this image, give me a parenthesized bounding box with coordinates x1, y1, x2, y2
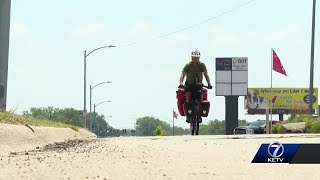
(191, 120, 195, 135)
(190, 118, 200, 135)
(195, 121, 199, 135)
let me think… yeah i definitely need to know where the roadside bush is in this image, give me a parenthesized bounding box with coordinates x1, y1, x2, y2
(271, 123, 282, 134)
(281, 114, 320, 133)
(306, 120, 320, 133)
(286, 114, 313, 123)
(152, 126, 167, 136)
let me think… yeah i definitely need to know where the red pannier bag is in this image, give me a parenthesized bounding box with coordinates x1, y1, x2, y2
(176, 87, 186, 116)
(201, 88, 210, 117)
(200, 101, 210, 117)
(176, 87, 211, 117)
(202, 88, 208, 101)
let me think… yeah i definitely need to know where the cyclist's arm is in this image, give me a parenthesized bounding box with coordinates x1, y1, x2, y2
(180, 64, 188, 85)
(202, 63, 211, 85)
(179, 72, 185, 85)
(203, 71, 211, 85)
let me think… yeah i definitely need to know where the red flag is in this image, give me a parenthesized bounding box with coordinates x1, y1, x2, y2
(173, 110, 178, 119)
(272, 50, 287, 76)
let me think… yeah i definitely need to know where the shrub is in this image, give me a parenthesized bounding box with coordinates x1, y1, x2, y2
(271, 123, 282, 134)
(152, 126, 167, 136)
(307, 120, 320, 133)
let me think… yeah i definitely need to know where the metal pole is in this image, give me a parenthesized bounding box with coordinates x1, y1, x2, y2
(309, 0, 316, 114)
(90, 85, 92, 131)
(90, 85, 92, 114)
(90, 81, 111, 115)
(270, 48, 273, 133)
(173, 108, 175, 136)
(0, 0, 11, 112)
(93, 104, 96, 133)
(266, 106, 269, 134)
(83, 50, 87, 128)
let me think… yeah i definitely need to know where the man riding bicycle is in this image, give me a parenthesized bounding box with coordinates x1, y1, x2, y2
(179, 49, 212, 123)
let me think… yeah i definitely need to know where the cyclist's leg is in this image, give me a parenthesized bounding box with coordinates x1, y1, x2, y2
(186, 91, 191, 103)
(184, 84, 192, 123)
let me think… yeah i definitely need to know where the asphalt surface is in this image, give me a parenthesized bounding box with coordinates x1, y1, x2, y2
(1, 135, 320, 180)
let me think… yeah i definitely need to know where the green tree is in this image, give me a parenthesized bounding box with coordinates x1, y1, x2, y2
(172, 126, 190, 135)
(152, 126, 167, 136)
(88, 113, 112, 137)
(135, 116, 162, 136)
(198, 119, 249, 135)
(22, 106, 116, 137)
(134, 116, 189, 136)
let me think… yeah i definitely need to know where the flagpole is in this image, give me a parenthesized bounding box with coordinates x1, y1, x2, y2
(270, 48, 273, 134)
(173, 108, 175, 136)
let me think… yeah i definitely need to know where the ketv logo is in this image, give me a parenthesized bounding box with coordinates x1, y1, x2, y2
(251, 142, 300, 164)
(267, 142, 284, 163)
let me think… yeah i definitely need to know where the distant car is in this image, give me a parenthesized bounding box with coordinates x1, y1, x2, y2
(248, 119, 282, 134)
(233, 119, 282, 135)
(232, 119, 282, 134)
(246, 119, 266, 134)
(233, 126, 254, 134)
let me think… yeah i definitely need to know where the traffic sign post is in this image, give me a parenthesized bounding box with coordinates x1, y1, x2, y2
(216, 57, 248, 135)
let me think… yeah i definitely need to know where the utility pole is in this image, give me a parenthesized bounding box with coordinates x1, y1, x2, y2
(0, 0, 11, 112)
(309, 0, 316, 114)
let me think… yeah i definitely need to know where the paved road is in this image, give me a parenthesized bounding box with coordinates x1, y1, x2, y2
(1, 135, 320, 180)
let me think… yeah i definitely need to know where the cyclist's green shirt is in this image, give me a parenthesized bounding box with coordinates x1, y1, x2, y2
(182, 61, 207, 84)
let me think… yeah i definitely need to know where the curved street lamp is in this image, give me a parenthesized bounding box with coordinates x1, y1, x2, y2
(92, 100, 111, 132)
(83, 45, 116, 128)
(90, 81, 112, 113)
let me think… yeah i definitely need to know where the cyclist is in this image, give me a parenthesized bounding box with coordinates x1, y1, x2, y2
(179, 49, 212, 123)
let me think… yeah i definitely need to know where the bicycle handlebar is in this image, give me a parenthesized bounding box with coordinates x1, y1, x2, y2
(179, 84, 212, 89)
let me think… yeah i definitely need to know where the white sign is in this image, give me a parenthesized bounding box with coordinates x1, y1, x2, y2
(215, 57, 248, 96)
(232, 57, 248, 70)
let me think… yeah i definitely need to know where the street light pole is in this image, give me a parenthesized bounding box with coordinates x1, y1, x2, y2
(93, 100, 111, 133)
(90, 81, 112, 132)
(83, 45, 115, 129)
(90, 81, 112, 114)
(83, 50, 87, 128)
(0, 0, 11, 112)
(309, 0, 316, 114)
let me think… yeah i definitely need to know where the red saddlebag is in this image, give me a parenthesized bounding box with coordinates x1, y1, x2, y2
(200, 101, 210, 117)
(176, 88, 186, 116)
(202, 88, 208, 101)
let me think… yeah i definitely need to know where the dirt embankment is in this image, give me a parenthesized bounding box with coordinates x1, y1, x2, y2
(0, 123, 96, 155)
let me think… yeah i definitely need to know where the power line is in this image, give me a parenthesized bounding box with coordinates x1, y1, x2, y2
(116, 0, 258, 48)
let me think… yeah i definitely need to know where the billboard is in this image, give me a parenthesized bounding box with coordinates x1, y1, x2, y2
(245, 88, 318, 114)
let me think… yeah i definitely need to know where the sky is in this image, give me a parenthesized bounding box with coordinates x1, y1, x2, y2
(7, 0, 320, 129)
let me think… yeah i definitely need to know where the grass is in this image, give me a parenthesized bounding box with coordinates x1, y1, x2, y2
(0, 111, 79, 131)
